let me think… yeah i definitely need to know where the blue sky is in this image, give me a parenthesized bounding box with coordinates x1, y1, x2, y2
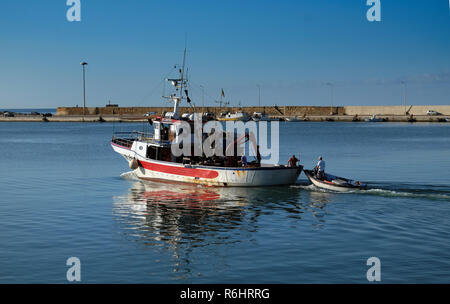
(0, 0, 449, 108)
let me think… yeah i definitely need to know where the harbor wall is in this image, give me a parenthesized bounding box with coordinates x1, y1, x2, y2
(56, 106, 345, 116)
(343, 105, 450, 116)
(56, 105, 450, 117)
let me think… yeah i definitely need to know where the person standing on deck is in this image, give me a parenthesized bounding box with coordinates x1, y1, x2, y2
(241, 153, 248, 167)
(256, 145, 261, 166)
(315, 156, 326, 180)
(287, 155, 299, 167)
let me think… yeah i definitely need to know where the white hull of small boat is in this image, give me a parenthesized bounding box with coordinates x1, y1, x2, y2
(285, 116, 300, 122)
(365, 115, 385, 122)
(252, 112, 270, 121)
(303, 169, 367, 192)
(217, 112, 251, 122)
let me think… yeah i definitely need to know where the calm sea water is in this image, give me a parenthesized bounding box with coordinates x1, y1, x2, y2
(0, 121, 449, 283)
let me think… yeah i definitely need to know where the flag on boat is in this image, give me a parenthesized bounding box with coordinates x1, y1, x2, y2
(221, 89, 225, 98)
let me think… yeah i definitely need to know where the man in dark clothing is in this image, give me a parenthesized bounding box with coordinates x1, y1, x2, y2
(287, 155, 299, 167)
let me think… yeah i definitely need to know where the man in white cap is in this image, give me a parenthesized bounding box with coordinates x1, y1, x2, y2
(240, 153, 248, 167)
(315, 156, 325, 180)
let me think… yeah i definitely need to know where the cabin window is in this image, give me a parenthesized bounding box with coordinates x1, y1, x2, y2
(147, 146, 158, 160)
(161, 123, 170, 141)
(154, 123, 161, 140)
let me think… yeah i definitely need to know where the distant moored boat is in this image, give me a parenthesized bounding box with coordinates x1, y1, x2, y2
(365, 114, 385, 122)
(285, 116, 300, 122)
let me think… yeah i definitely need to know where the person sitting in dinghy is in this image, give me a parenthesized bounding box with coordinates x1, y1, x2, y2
(315, 156, 326, 180)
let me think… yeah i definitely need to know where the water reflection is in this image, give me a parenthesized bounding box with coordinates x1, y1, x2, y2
(308, 189, 333, 206)
(114, 181, 333, 241)
(112, 180, 331, 278)
(114, 181, 255, 245)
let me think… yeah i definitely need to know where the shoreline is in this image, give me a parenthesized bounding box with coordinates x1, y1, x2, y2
(2, 105, 449, 123)
(1, 114, 449, 123)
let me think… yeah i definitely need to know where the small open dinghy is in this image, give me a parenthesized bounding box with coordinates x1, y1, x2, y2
(303, 169, 367, 192)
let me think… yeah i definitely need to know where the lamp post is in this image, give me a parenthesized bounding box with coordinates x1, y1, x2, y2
(200, 85, 205, 108)
(402, 81, 407, 115)
(257, 84, 261, 108)
(325, 82, 334, 115)
(81, 61, 88, 119)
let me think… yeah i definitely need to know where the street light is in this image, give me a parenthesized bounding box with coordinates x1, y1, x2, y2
(257, 84, 261, 108)
(81, 61, 88, 118)
(199, 85, 205, 108)
(401, 81, 407, 115)
(325, 82, 334, 115)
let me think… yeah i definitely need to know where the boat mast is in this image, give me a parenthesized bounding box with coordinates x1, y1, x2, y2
(173, 48, 187, 117)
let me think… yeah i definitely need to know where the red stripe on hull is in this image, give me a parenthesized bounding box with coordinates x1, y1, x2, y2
(111, 142, 131, 150)
(139, 160, 219, 179)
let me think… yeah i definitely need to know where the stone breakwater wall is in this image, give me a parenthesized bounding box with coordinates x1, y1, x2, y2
(56, 106, 344, 116)
(56, 105, 450, 117)
(343, 105, 450, 116)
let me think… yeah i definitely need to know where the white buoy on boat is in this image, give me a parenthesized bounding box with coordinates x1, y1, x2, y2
(129, 158, 139, 170)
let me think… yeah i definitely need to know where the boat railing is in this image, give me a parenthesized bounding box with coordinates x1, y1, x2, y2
(112, 131, 155, 147)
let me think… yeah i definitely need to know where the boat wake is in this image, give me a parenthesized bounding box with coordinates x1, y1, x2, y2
(292, 182, 450, 201)
(361, 188, 450, 201)
(293, 184, 322, 191)
(120, 173, 449, 202)
(120, 171, 139, 181)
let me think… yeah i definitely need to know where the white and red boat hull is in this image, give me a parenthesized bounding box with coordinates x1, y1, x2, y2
(303, 169, 367, 192)
(112, 142, 302, 187)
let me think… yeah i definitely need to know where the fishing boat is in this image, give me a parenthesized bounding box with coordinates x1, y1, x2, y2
(285, 116, 300, 122)
(251, 112, 279, 122)
(365, 114, 385, 122)
(251, 112, 270, 121)
(217, 111, 251, 122)
(111, 50, 303, 187)
(303, 169, 367, 192)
